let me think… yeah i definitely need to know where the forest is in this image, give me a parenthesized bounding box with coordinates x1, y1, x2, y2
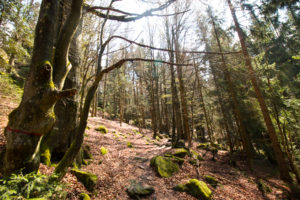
(0, 0, 299, 199)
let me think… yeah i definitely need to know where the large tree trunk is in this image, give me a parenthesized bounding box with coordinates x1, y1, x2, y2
(43, 17, 82, 163)
(227, 0, 292, 182)
(3, 0, 82, 176)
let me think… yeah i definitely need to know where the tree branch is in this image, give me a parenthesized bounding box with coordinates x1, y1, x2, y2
(93, 57, 191, 84)
(84, 0, 177, 22)
(105, 35, 242, 55)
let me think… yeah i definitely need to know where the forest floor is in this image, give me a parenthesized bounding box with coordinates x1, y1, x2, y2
(0, 75, 294, 200)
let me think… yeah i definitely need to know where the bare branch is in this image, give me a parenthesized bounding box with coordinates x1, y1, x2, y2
(105, 35, 242, 55)
(93, 57, 191, 84)
(84, 0, 177, 22)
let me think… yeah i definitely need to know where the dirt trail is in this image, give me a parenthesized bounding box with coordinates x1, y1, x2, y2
(0, 96, 292, 200)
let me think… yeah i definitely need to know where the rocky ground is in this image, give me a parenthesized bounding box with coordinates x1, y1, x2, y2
(0, 75, 294, 200)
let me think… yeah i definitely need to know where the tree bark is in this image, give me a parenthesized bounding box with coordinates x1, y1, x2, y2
(227, 0, 292, 182)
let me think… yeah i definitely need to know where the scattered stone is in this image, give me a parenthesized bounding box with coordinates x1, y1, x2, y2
(139, 165, 145, 169)
(173, 179, 212, 200)
(150, 156, 179, 178)
(204, 175, 219, 188)
(71, 169, 98, 192)
(79, 193, 91, 200)
(134, 157, 148, 162)
(95, 125, 108, 134)
(173, 148, 189, 158)
(126, 180, 155, 199)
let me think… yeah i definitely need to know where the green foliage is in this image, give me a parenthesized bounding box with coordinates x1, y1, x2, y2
(95, 125, 108, 134)
(100, 147, 108, 155)
(0, 72, 23, 102)
(0, 172, 67, 200)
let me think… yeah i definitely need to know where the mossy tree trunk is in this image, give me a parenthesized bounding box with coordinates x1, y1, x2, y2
(3, 0, 83, 176)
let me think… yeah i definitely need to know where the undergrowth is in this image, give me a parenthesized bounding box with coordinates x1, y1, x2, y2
(0, 72, 23, 102)
(0, 172, 68, 200)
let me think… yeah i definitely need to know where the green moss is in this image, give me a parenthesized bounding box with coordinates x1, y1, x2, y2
(155, 136, 160, 141)
(189, 159, 198, 165)
(40, 145, 51, 167)
(190, 150, 204, 161)
(173, 184, 187, 192)
(197, 143, 210, 150)
(71, 169, 98, 192)
(173, 148, 189, 158)
(185, 179, 212, 200)
(257, 179, 272, 194)
(127, 142, 133, 148)
(100, 147, 108, 155)
(126, 180, 155, 199)
(95, 125, 108, 134)
(150, 156, 179, 178)
(82, 159, 88, 165)
(79, 193, 91, 200)
(83, 145, 92, 159)
(204, 175, 219, 187)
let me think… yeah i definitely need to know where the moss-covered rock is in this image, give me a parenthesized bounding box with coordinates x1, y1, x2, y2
(71, 169, 98, 192)
(150, 156, 179, 178)
(126, 180, 155, 199)
(174, 139, 185, 148)
(173, 148, 189, 158)
(190, 149, 204, 161)
(197, 143, 210, 150)
(95, 125, 108, 134)
(173, 183, 187, 192)
(189, 159, 198, 166)
(174, 179, 212, 200)
(100, 147, 108, 155)
(127, 142, 133, 148)
(185, 179, 212, 199)
(204, 175, 219, 188)
(79, 193, 91, 200)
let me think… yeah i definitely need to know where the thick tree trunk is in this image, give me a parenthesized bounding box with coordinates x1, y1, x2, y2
(227, 0, 292, 182)
(43, 17, 82, 163)
(4, 0, 62, 175)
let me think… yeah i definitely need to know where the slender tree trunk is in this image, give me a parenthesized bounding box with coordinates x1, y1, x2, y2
(174, 36, 191, 147)
(210, 13, 253, 169)
(227, 0, 292, 182)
